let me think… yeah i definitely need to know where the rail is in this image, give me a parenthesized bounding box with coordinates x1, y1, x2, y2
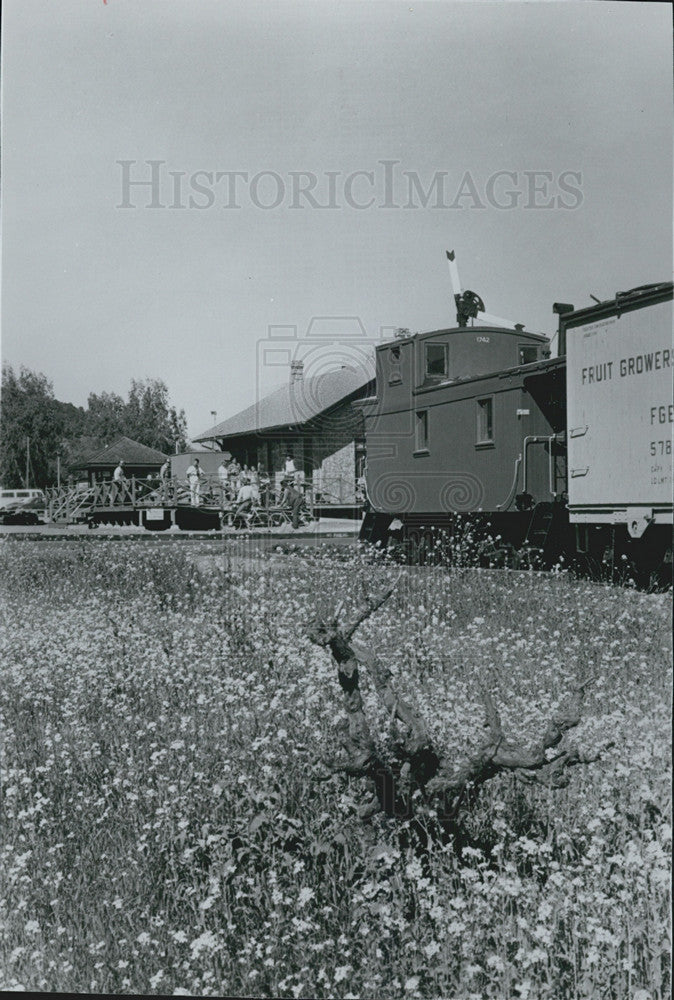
(44, 474, 363, 524)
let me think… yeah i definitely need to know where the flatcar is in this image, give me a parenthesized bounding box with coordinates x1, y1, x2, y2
(358, 281, 673, 582)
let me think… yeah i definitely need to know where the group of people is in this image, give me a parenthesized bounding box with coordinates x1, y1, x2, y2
(109, 453, 307, 528)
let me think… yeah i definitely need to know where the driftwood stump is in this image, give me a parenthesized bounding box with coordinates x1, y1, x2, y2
(306, 578, 603, 824)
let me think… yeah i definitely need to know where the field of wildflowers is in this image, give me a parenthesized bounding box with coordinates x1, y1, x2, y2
(0, 538, 671, 999)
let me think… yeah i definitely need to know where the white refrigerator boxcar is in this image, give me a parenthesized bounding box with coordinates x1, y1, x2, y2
(564, 283, 673, 539)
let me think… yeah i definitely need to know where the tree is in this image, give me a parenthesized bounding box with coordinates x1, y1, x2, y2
(84, 379, 187, 453)
(123, 379, 188, 453)
(0, 365, 65, 487)
(85, 391, 126, 443)
(1, 367, 189, 486)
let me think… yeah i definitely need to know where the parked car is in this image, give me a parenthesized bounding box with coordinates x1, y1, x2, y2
(0, 488, 44, 510)
(0, 495, 46, 525)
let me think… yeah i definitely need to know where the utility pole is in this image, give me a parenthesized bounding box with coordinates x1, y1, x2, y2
(57, 453, 61, 489)
(211, 411, 217, 452)
(26, 437, 30, 488)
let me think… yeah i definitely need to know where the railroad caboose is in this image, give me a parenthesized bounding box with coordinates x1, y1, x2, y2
(358, 322, 568, 561)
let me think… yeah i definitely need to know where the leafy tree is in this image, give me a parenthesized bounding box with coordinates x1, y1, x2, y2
(123, 378, 187, 453)
(0, 365, 65, 487)
(1, 367, 189, 485)
(85, 391, 126, 443)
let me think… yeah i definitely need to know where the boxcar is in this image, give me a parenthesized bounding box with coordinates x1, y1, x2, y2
(560, 282, 673, 577)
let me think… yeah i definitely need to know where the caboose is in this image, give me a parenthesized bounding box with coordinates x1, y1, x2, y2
(358, 319, 568, 561)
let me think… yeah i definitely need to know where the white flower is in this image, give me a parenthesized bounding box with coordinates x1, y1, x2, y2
(190, 930, 220, 956)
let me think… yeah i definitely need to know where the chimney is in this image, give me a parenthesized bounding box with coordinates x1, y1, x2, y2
(290, 360, 304, 383)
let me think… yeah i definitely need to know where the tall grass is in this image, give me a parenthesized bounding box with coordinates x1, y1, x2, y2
(0, 539, 670, 998)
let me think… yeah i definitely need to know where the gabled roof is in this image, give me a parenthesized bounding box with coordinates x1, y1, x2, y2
(77, 436, 169, 467)
(193, 365, 375, 441)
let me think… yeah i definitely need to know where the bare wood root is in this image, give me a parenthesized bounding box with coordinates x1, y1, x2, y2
(305, 578, 604, 822)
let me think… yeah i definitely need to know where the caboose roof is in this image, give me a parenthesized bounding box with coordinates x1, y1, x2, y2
(379, 325, 549, 350)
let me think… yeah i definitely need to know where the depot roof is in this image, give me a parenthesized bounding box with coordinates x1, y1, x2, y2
(193, 365, 375, 441)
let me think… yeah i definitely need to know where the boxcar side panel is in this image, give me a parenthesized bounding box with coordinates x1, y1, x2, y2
(566, 298, 673, 524)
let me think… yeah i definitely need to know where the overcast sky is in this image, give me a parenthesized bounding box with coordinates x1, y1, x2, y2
(1, 0, 671, 438)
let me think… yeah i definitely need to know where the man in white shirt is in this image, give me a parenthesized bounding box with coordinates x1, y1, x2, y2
(185, 458, 204, 506)
(236, 478, 259, 507)
(112, 461, 127, 504)
(217, 460, 229, 502)
(159, 459, 171, 500)
(233, 477, 259, 524)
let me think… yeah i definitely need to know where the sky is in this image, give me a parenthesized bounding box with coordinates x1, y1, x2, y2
(1, 0, 672, 439)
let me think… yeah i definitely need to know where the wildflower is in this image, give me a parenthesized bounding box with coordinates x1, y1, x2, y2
(190, 930, 220, 956)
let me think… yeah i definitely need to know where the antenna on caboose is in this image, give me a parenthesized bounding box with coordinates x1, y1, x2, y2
(445, 250, 523, 330)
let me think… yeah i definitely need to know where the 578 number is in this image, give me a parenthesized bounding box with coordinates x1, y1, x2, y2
(650, 439, 672, 455)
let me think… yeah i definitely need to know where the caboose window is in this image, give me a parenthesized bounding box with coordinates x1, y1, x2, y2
(519, 345, 538, 365)
(388, 344, 403, 385)
(476, 397, 494, 444)
(425, 343, 448, 378)
(415, 410, 429, 452)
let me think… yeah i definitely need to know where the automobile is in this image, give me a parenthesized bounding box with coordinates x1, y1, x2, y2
(0, 495, 46, 525)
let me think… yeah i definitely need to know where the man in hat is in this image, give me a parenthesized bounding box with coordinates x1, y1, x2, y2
(280, 476, 304, 529)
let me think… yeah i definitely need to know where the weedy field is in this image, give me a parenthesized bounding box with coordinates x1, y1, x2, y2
(0, 539, 671, 999)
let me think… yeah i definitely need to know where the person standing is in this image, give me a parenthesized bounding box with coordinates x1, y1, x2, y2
(185, 458, 204, 507)
(284, 454, 296, 475)
(281, 476, 304, 529)
(227, 458, 240, 500)
(159, 458, 171, 500)
(112, 460, 127, 504)
(217, 460, 229, 504)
